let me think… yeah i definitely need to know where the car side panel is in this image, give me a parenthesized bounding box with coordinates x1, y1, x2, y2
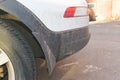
(0, 0, 57, 74)
(16, 0, 89, 31)
(0, 0, 90, 74)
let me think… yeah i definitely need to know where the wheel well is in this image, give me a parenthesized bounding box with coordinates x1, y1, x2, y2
(0, 9, 45, 58)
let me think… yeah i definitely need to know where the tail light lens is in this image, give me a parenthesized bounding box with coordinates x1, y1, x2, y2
(64, 6, 88, 18)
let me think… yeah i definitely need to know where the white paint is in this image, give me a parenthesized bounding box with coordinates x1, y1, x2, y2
(83, 65, 102, 73)
(16, 0, 89, 31)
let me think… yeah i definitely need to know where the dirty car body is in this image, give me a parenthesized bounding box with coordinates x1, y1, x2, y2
(0, 0, 90, 75)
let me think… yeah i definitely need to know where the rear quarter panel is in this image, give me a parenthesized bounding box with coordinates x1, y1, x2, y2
(16, 0, 89, 31)
(0, 0, 89, 74)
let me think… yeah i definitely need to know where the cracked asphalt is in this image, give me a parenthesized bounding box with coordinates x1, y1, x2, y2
(36, 20, 120, 80)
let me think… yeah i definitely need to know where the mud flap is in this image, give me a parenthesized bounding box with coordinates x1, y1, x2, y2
(43, 41, 56, 75)
(33, 32, 56, 75)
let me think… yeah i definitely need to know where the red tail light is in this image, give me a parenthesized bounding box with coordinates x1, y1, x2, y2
(64, 7, 76, 18)
(64, 6, 88, 18)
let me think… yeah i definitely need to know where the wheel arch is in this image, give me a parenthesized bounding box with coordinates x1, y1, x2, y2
(0, 0, 56, 74)
(0, 9, 46, 57)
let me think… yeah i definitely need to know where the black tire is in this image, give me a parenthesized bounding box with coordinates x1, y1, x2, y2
(0, 19, 36, 80)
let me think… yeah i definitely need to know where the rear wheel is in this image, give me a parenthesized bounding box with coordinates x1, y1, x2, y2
(0, 48, 15, 80)
(0, 19, 35, 80)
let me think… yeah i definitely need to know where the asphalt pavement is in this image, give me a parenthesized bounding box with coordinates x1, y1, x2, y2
(36, 20, 120, 80)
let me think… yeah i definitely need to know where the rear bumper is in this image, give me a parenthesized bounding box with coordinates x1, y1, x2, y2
(57, 26, 90, 60)
(33, 24, 90, 74)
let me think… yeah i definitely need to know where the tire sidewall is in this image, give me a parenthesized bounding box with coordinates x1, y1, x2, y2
(0, 21, 34, 80)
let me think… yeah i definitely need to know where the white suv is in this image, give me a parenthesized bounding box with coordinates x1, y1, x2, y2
(0, 0, 90, 80)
